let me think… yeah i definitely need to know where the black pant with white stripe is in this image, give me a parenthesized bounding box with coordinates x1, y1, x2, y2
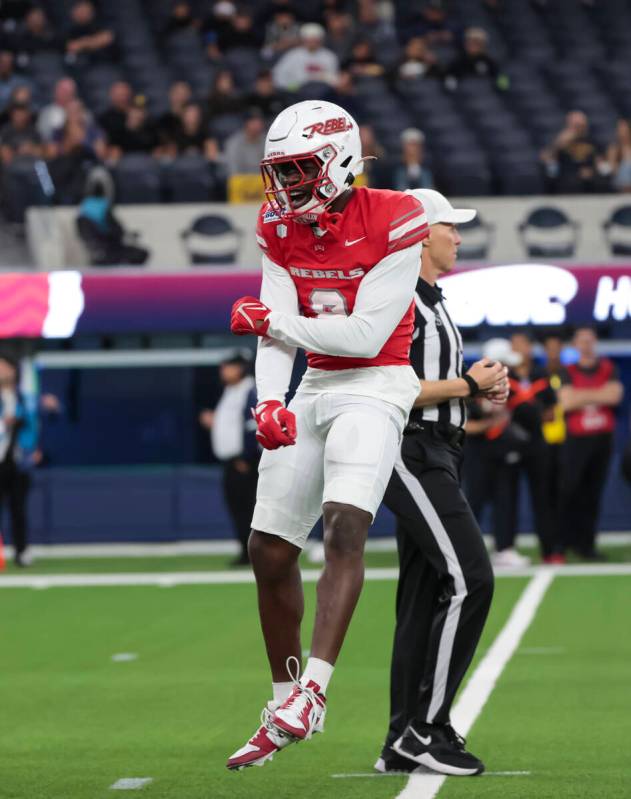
(381, 426, 494, 750)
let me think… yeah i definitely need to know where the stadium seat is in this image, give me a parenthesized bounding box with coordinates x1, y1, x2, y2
(113, 155, 162, 204)
(162, 157, 214, 203)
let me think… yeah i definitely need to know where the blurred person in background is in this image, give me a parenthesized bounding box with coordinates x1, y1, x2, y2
(206, 68, 244, 119)
(397, 36, 441, 81)
(223, 107, 265, 176)
(160, 0, 200, 42)
(540, 110, 609, 194)
(401, 0, 457, 46)
(98, 80, 133, 151)
(393, 128, 433, 192)
(77, 168, 149, 266)
(37, 77, 78, 142)
(464, 338, 530, 568)
(246, 69, 287, 122)
(155, 80, 192, 157)
(47, 115, 101, 203)
(199, 353, 258, 567)
(606, 118, 631, 193)
(0, 355, 38, 568)
(0, 50, 30, 112)
(214, 6, 261, 54)
(272, 22, 339, 91)
(558, 327, 624, 560)
(65, 0, 116, 66)
(0, 97, 40, 164)
(324, 9, 355, 62)
(342, 38, 385, 78)
(503, 331, 558, 564)
(541, 332, 568, 559)
(446, 27, 499, 82)
(14, 5, 61, 63)
(175, 101, 218, 160)
(261, 7, 301, 61)
(108, 95, 157, 158)
(48, 98, 106, 161)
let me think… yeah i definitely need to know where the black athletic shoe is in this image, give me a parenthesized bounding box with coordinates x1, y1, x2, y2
(374, 752, 431, 774)
(391, 722, 484, 776)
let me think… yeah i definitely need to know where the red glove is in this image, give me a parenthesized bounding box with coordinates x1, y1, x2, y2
(253, 400, 297, 450)
(231, 296, 271, 336)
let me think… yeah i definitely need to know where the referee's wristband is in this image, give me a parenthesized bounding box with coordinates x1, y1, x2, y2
(462, 373, 480, 397)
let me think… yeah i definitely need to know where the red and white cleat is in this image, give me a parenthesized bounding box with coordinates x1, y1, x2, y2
(271, 657, 327, 741)
(226, 701, 294, 771)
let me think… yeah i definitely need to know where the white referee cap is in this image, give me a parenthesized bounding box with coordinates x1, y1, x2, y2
(406, 188, 476, 226)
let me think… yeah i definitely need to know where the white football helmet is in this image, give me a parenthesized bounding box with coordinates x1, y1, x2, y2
(260, 100, 363, 220)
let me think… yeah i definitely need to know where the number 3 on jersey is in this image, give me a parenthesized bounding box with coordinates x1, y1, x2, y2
(309, 289, 349, 317)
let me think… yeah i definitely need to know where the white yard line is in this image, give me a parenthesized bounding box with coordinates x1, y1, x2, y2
(395, 570, 555, 799)
(2, 562, 631, 589)
(109, 778, 152, 790)
(4, 531, 631, 560)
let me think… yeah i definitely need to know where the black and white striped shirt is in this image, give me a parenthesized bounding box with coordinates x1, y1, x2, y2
(408, 277, 466, 429)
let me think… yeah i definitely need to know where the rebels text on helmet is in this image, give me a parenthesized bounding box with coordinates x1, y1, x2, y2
(303, 117, 353, 140)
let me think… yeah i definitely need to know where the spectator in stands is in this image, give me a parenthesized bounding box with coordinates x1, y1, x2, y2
(397, 36, 441, 80)
(0, 99, 40, 165)
(0, 82, 30, 126)
(98, 81, 132, 151)
(207, 69, 243, 119)
(343, 38, 385, 78)
(393, 127, 433, 191)
(77, 169, 149, 266)
(446, 26, 499, 82)
(47, 116, 100, 203)
(199, 352, 258, 567)
(272, 22, 339, 91)
(201, 0, 236, 61)
(112, 95, 157, 157)
(606, 118, 631, 192)
(0, 50, 29, 112)
(161, 1, 200, 42)
(356, 0, 394, 44)
(558, 327, 624, 560)
(400, 0, 457, 46)
(330, 68, 362, 122)
(215, 6, 261, 53)
(0, 354, 38, 568)
(325, 9, 355, 61)
(358, 122, 391, 187)
(37, 77, 77, 142)
(261, 7, 300, 60)
(540, 110, 608, 194)
(175, 101, 219, 161)
(65, 1, 116, 66)
(14, 6, 61, 63)
(246, 69, 286, 121)
(155, 80, 192, 157)
(49, 98, 106, 161)
(223, 107, 265, 175)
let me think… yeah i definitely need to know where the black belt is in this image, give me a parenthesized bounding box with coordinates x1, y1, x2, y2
(403, 419, 465, 448)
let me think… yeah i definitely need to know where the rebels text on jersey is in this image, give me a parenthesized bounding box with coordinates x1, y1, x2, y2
(256, 187, 429, 371)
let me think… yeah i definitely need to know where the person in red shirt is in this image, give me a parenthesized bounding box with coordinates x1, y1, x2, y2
(226, 99, 432, 771)
(558, 327, 623, 559)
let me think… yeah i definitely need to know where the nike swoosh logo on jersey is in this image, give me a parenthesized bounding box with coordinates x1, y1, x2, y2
(411, 728, 432, 746)
(344, 236, 367, 246)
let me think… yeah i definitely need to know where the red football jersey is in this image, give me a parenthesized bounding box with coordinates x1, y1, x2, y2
(256, 187, 428, 371)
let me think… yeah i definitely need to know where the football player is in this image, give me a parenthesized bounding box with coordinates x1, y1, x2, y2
(226, 100, 429, 770)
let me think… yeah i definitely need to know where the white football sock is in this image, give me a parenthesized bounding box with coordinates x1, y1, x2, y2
(300, 657, 334, 694)
(272, 681, 293, 704)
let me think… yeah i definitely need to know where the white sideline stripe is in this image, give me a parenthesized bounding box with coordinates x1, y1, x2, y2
(331, 771, 531, 779)
(395, 570, 554, 799)
(2, 563, 631, 589)
(3, 531, 631, 560)
(109, 778, 152, 790)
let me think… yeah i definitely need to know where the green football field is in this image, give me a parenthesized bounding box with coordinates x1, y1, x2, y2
(2, 558, 631, 799)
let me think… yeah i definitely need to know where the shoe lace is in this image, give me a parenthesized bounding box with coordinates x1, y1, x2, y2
(281, 655, 322, 717)
(443, 724, 466, 751)
(260, 705, 291, 746)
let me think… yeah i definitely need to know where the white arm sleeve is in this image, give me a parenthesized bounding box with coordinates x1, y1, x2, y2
(266, 243, 421, 359)
(255, 254, 299, 403)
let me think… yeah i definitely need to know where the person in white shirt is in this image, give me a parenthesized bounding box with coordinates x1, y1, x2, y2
(199, 352, 258, 566)
(272, 23, 339, 92)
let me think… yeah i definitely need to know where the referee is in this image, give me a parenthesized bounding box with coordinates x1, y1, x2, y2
(375, 189, 509, 777)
